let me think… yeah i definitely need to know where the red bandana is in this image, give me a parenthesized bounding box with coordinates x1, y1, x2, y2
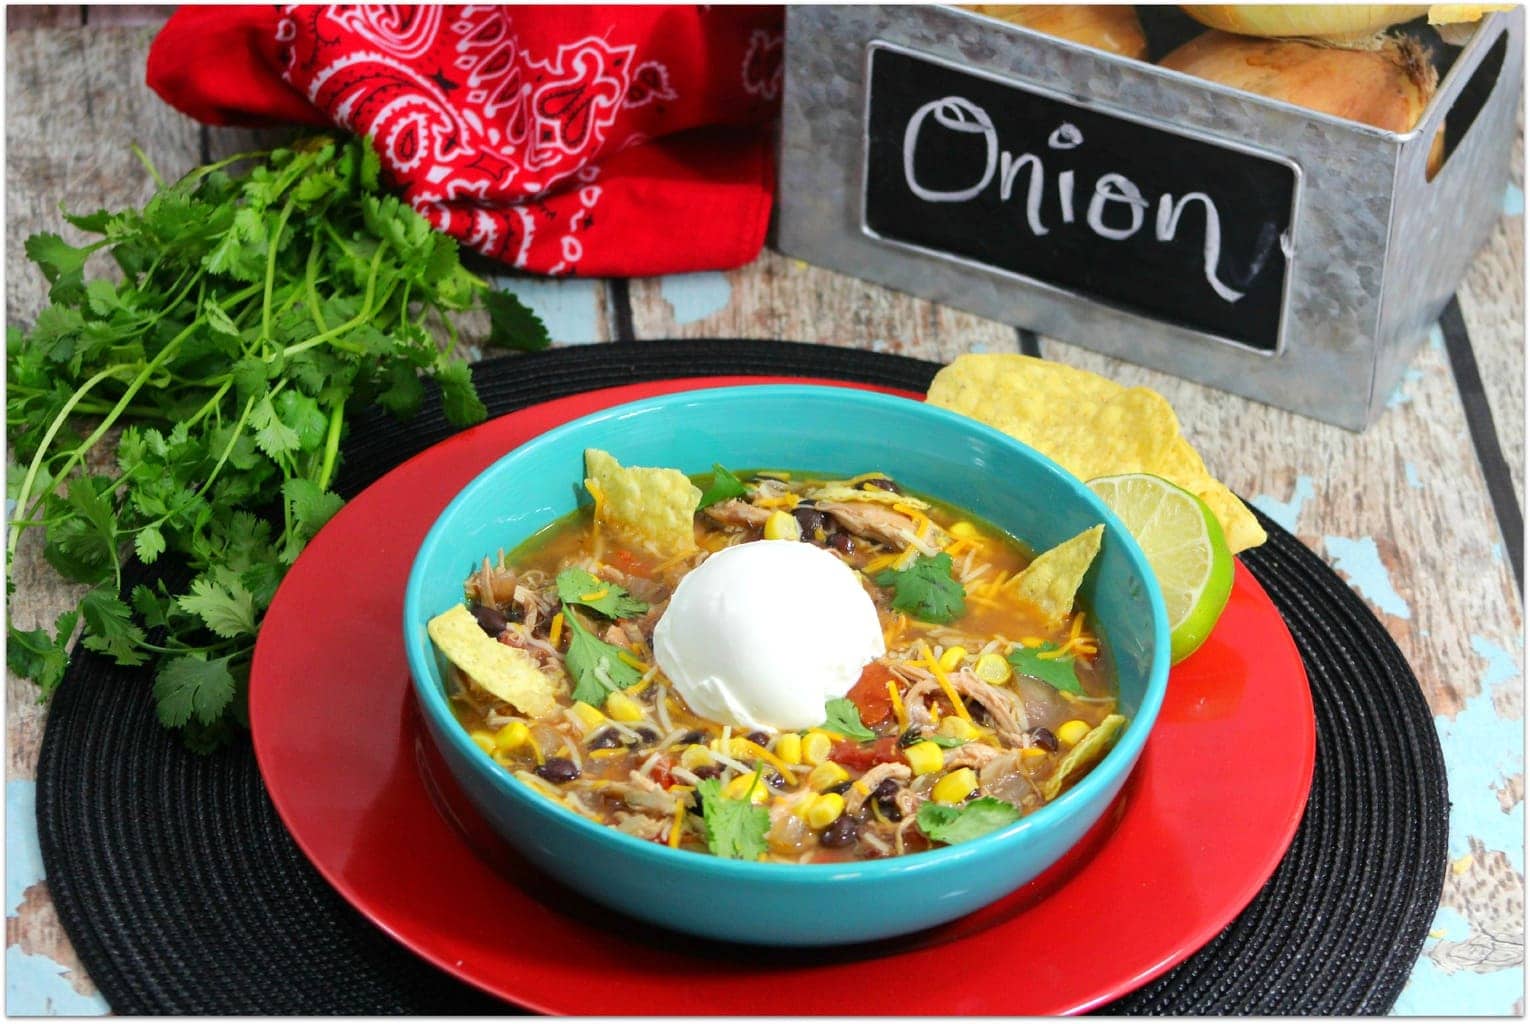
(147, 5, 783, 276)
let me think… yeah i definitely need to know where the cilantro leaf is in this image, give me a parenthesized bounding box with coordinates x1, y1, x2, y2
(555, 567, 649, 619)
(823, 697, 876, 741)
(177, 568, 258, 639)
(697, 463, 747, 509)
(7, 611, 79, 697)
(696, 776, 770, 860)
(154, 654, 236, 727)
(874, 552, 966, 624)
(916, 796, 1022, 845)
(1007, 643, 1083, 695)
(483, 290, 552, 351)
(434, 359, 487, 427)
(79, 586, 148, 665)
(562, 606, 643, 705)
(282, 478, 344, 540)
(25, 232, 94, 303)
(134, 525, 167, 564)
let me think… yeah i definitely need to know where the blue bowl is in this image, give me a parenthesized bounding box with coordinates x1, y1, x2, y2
(403, 384, 1169, 946)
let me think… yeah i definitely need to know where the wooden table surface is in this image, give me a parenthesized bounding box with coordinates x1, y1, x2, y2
(5, 9, 1524, 1015)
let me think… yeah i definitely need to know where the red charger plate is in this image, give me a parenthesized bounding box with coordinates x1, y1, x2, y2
(250, 376, 1315, 1015)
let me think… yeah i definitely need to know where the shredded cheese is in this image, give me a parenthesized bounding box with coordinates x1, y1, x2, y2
(668, 799, 686, 849)
(548, 612, 564, 648)
(578, 588, 609, 603)
(921, 642, 973, 723)
(887, 678, 908, 731)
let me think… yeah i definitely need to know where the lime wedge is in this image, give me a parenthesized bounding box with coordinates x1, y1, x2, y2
(1087, 473, 1234, 664)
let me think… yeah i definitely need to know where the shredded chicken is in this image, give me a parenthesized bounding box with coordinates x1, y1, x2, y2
(704, 498, 771, 530)
(942, 742, 1002, 771)
(900, 670, 1029, 746)
(845, 762, 912, 815)
(819, 501, 921, 548)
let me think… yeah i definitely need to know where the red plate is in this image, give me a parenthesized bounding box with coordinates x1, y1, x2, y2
(251, 376, 1314, 1015)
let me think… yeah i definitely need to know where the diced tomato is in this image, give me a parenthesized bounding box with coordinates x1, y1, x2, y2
(829, 736, 902, 771)
(648, 757, 677, 790)
(609, 548, 644, 573)
(846, 662, 896, 726)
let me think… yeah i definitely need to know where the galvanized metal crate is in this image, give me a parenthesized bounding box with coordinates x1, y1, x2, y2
(777, 5, 1522, 430)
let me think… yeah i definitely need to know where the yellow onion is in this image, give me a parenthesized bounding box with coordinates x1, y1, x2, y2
(1161, 32, 1445, 174)
(1182, 4, 1510, 41)
(965, 5, 1150, 59)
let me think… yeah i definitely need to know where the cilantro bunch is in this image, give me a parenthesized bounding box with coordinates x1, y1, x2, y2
(6, 135, 548, 748)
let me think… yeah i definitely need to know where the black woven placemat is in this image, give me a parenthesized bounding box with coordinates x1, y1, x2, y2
(36, 339, 1448, 1014)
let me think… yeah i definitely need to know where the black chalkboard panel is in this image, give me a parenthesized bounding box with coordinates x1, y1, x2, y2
(863, 44, 1298, 352)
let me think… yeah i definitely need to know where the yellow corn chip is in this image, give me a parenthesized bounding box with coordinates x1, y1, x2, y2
(803, 483, 930, 509)
(427, 605, 558, 719)
(1040, 713, 1126, 800)
(1013, 524, 1104, 627)
(927, 354, 1265, 553)
(584, 448, 701, 558)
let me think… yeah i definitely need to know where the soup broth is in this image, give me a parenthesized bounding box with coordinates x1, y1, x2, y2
(440, 467, 1122, 863)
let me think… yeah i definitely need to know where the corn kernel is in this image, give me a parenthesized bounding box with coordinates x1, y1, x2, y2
(724, 773, 768, 804)
(493, 720, 531, 753)
(775, 732, 803, 765)
(949, 520, 978, 540)
(808, 761, 850, 792)
(937, 716, 981, 742)
(937, 646, 968, 672)
(805, 792, 845, 829)
(904, 740, 944, 776)
(469, 731, 496, 755)
(604, 690, 644, 722)
(973, 652, 1013, 684)
(680, 744, 715, 770)
(763, 509, 802, 541)
(802, 730, 833, 765)
(571, 701, 606, 729)
(1020, 746, 1049, 766)
(1057, 719, 1091, 747)
(932, 768, 979, 804)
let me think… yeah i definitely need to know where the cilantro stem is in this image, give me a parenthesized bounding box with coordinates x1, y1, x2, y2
(316, 401, 343, 492)
(262, 198, 298, 343)
(130, 143, 166, 189)
(8, 363, 136, 558)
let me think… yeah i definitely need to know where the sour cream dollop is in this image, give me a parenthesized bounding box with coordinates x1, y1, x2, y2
(652, 540, 885, 733)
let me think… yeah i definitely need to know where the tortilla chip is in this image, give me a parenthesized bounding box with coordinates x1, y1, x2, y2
(803, 483, 930, 509)
(1040, 713, 1126, 800)
(1013, 524, 1104, 627)
(927, 354, 1266, 553)
(427, 604, 558, 719)
(584, 448, 701, 558)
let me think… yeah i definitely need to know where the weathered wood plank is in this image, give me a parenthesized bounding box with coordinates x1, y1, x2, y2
(83, 5, 174, 28)
(626, 250, 1020, 360)
(6, 23, 206, 1009)
(5, 24, 202, 325)
(5, 6, 82, 32)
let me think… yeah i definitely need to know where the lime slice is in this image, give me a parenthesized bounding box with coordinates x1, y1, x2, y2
(1086, 473, 1234, 664)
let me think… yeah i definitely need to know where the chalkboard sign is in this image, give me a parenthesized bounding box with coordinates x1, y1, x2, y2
(862, 44, 1299, 352)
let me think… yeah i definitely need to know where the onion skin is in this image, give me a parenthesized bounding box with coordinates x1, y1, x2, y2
(965, 5, 1149, 59)
(1161, 32, 1444, 174)
(1181, 5, 1428, 40)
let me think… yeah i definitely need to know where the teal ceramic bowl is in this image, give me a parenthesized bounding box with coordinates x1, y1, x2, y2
(403, 384, 1170, 946)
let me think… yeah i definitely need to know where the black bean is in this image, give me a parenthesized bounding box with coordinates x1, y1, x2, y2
(470, 603, 508, 637)
(875, 797, 904, 821)
(746, 731, 771, 747)
(792, 505, 829, 537)
(862, 477, 900, 494)
(819, 815, 858, 848)
(1031, 727, 1059, 752)
(534, 758, 580, 783)
(897, 726, 924, 748)
(632, 727, 658, 744)
(825, 779, 854, 796)
(691, 765, 722, 780)
(827, 532, 855, 555)
(679, 730, 706, 745)
(764, 769, 789, 790)
(965, 699, 991, 726)
(586, 729, 623, 750)
(871, 777, 901, 801)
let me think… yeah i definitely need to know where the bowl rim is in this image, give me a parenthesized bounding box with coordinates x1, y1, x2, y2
(403, 382, 1171, 880)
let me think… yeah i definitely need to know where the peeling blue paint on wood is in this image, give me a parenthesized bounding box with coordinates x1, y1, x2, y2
(660, 272, 733, 325)
(1323, 535, 1412, 619)
(1251, 475, 1314, 535)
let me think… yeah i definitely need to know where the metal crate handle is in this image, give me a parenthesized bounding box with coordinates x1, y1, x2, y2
(1413, 9, 1522, 185)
